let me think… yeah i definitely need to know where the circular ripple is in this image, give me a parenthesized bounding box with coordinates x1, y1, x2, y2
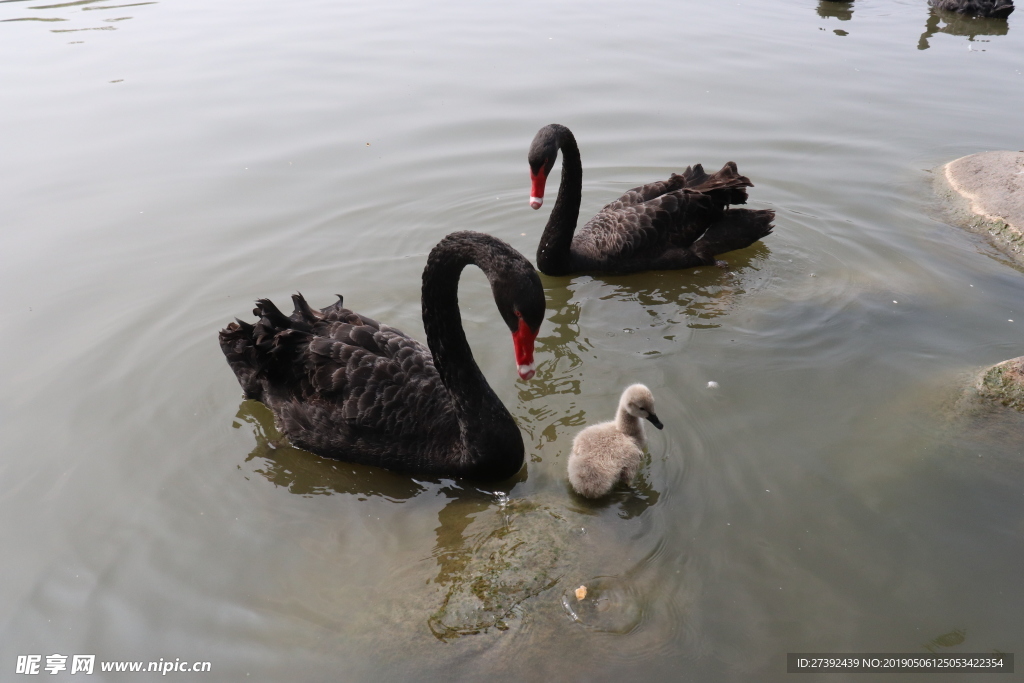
(561, 576, 644, 634)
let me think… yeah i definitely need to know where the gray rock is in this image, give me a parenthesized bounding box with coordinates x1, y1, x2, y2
(935, 150, 1024, 265)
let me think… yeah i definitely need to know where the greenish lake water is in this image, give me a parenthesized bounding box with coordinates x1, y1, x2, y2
(2, 0, 1023, 680)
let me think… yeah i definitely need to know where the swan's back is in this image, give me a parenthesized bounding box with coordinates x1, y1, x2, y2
(567, 421, 644, 498)
(570, 163, 772, 273)
(220, 294, 461, 472)
(929, 0, 1014, 16)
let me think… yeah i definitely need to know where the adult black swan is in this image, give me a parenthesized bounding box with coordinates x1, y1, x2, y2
(219, 231, 546, 481)
(528, 123, 775, 276)
(929, 0, 1013, 17)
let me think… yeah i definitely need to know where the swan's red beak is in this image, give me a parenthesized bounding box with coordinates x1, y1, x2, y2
(512, 318, 538, 380)
(530, 168, 547, 210)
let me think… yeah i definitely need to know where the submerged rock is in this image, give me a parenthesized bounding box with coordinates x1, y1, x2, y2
(935, 150, 1024, 266)
(427, 497, 580, 641)
(973, 356, 1024, 412)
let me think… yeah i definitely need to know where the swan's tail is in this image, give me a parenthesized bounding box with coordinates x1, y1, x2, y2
(674, 161, 752, 207)
(689, 208, 775, 262)
(219, 317, 266, 400)
(219, 295, 320, 399)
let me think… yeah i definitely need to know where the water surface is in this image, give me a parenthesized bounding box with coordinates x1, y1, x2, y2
(2, 0, 1023, 680)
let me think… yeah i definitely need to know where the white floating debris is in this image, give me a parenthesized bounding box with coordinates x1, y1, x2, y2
(893, 300, 898, 304)
(707, 381, 719, 389)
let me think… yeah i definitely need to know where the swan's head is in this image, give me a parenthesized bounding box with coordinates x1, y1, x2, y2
(528, 125, 560, 210)
(492, 258, 546, 381)
(620, 384, 664, 430)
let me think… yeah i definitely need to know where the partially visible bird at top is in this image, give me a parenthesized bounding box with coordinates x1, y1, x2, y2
(928, 0, 1014, 18)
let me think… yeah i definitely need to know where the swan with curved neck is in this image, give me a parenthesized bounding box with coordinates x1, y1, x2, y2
(219, 231, 545, 481)
(529, 123, 775, 276)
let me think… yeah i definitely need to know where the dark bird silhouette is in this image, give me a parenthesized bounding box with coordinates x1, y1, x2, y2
(219, 231, 546, 481)
(928, 0, 1013, 17)
(528, 123, 774, 276)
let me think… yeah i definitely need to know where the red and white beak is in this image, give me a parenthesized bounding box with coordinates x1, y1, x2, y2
(530, 168, 548, 210)
(511, 318, 539, 380)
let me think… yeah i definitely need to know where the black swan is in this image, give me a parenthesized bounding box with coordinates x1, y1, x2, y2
(928, 0, 1013, 17)
(219, 231, 546, 481)
(567, 384, 663, 498)
(528, 123, 775, 276)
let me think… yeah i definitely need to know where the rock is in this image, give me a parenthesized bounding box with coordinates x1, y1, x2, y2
(974, 356, 1024, 412)
(935, 150, 1024, 266)
(426, 497, 581, 641)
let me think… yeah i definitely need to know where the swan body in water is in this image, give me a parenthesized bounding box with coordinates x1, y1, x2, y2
(929, 0, 1013, 18)
(219, 231, 546, 481)
(528, 123, 774, 276)
(567, 384, 664, 498)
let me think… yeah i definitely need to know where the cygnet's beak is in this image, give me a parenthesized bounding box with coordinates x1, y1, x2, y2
(646, 413, 664, 430)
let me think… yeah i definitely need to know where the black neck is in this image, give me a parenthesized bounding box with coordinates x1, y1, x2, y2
(421, 232, 524, 479)
(536, 124, 582, 276)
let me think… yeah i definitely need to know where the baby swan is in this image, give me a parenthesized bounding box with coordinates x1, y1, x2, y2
(568, 384, 664, 498)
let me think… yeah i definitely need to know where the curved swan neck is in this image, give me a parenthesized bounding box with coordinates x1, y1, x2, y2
(421, 232, 524, 477)
(615, 408, 646, 444)
(537, 124, 582, 276)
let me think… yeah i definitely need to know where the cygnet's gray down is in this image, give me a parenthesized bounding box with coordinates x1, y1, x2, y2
(567, 384, 664, 498)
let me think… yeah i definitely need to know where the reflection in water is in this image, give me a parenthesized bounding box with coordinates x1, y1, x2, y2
(918, 9, 1009, 49)
(233, 399, 427, 501)
(515, 247, 768, 452)
(515, 280, 591, 456)
(236, 400, 586, 640)
(565, 466, 660, 521)
(817, 1, 854, 21)
(237, 399, 661, 643)
(0, 0, 157, 37)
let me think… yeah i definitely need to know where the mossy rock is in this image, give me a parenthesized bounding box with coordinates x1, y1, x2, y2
(427, 497, 580, 641)
(975, 357, 1024, 412)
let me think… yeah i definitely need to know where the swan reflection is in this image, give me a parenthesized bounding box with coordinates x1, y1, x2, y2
(0, 0, 159, 38)
(566, 466, 661, 521)
(235, 400, 661, 640)
(817, 0, 854, 21)
(918, 8, 1010, 49)
(515, 248, 767, 453)
(233, 399, 429, 500)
